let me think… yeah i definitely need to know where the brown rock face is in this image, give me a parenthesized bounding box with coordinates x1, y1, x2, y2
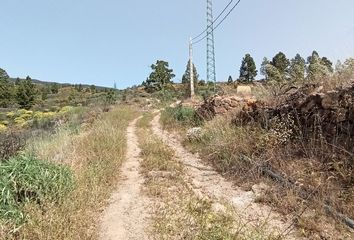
(196, 95, 258, 120)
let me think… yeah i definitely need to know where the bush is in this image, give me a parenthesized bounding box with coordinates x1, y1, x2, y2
(0, 131, 27, 161)
(161, 106, 202, 129)
(0, 155, 74, 224)
(0, 123, 7, 132)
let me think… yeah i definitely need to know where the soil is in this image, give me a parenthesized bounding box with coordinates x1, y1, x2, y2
(98, 116, 150, 240)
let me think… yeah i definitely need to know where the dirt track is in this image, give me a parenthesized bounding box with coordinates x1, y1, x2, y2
(150, 113, 300, 239)
(99, 116, 150, 240)
(98, 113, 301, 239)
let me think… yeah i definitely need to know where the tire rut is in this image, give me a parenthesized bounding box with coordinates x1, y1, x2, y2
(99, 116, 150, 240)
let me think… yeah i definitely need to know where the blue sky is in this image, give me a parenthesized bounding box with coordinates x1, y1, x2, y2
(1, 0, 353, 89)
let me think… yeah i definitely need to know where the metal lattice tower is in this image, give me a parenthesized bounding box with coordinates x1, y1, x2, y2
(206, 0, 216, 88)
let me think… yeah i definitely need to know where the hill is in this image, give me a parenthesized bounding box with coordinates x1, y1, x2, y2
(9, 77, 111, 91)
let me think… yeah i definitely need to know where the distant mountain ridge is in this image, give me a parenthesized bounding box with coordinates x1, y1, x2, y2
(8, 77, 111, 90)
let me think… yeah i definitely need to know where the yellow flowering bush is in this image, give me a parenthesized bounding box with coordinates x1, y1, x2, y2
(59, 106, 74, 114)
(0, 123, 7, 132)
(14, 117, 28, 127)
(6, 112, 15, 118)
(1, 121, 9, 126)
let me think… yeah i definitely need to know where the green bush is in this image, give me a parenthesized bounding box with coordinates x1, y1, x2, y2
(0, 155, 74, 224)
(161, 106, 202, 128)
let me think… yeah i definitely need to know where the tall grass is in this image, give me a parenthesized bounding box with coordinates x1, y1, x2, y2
(1, 106, 137, 239)
(162, 106, 354, 238)
(160, 106, 202, 130)
(0, 155, 74, 225)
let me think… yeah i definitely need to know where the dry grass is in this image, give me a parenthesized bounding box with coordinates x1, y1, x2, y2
(161, 106, 354, 238)
(1, 106, 138, 239)
(137, 115, 237, 239)
(136, 113, 274, 240)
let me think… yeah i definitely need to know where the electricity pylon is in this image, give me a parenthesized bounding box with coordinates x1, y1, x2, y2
(206, 0, 216, 91)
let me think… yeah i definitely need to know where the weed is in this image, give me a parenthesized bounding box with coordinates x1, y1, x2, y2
(161, 106, 202, 130)
(0, 155, 74, 225)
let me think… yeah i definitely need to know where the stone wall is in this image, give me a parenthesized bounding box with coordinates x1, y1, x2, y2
(196, 95, 258, 120)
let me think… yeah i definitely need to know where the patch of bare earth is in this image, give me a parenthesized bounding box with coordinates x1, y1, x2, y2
(99, 116, 150, 240)
(151, 113, 302, 239)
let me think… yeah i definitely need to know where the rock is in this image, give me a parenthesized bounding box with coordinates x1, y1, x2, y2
(196, 95, 259, 120)
(186, 127, 203, 141)
(234, 82, 354, 152)
(211, 203, 227, 215)
(252, 183, 269, 198)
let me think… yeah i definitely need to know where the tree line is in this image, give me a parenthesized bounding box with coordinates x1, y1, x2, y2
(235, 51, 335, 83)
(142, 51, 354, 97)
(0, 68, 37, 109)
(0, 67, 116, 109)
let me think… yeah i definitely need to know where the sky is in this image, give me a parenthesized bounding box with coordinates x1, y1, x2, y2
(1, 0, 354, 89)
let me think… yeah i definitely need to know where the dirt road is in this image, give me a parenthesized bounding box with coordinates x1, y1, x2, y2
(99, 116, 150, 240)
(150, 113, 299, 239)
(98, 113, 300, 239)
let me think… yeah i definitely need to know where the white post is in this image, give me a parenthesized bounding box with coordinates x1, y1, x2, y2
(189, 38, 195, 99)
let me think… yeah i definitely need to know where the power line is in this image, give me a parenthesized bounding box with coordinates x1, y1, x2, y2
(192, 0, 235, 41)
(192, 0, 242, 45)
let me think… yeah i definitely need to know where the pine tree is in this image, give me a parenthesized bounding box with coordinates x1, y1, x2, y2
(227, 75, 233, 84)
(0, 68, 9, 79)
(307, 51, 329, 81)
(0, 68, 13, 107)
(265, 64, 282, 83)
(260, 57, 270, 80)
(144, 60, 175, 93)
(272, 52, 290, 77)
(182, 60, 199, 95)
(289, 54, 306, 82)
(239, 54, 257, 82)
(321, 57, 334, 73)
(16, 76, 37, 109)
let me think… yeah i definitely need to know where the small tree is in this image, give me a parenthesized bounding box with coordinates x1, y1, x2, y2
(144, 60, 175, 93)
(227, 75, 233, 84)
(90, 85, 96, 94)
(182, 60, 199, 96)
(51, 83, 59, 94)
(289, 54, 306, 82)
(239, 54, 257, 82)
(16, 76, 37, 109)
(260, 57, 270, 80)
(198, 80, 206, 86)
(335, 58, 354, 80)
(105, 89, 116, 104)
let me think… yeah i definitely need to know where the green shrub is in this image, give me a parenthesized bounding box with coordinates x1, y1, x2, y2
(0, 155, 74, 224)
(161, 106, 202, 129)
